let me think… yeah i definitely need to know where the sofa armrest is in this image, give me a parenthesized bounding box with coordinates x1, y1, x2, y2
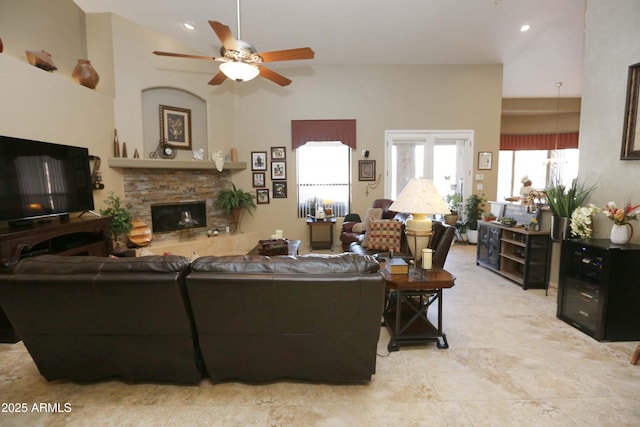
(341, 221, 361, 233)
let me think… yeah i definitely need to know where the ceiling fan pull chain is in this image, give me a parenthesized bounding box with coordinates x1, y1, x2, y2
(236, 0, 241, 40)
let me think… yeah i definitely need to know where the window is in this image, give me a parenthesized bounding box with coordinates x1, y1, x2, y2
(296, 141, 351, 217)
(497, 148, 579, 200)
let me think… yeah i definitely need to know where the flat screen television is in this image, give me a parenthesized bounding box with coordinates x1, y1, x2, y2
(0, 135, 95, 226)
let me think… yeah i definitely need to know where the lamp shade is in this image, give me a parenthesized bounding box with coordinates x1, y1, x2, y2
(389, 177, 450, 217)
(219, 61, 260, 82)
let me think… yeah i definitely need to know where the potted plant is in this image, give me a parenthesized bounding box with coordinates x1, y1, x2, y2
(545, 178, 596, 242)
(444, 193, 462, 225)
(463, 194, 486, 244)
(100, 191, 133, 250)
(214, 183, 257, 232)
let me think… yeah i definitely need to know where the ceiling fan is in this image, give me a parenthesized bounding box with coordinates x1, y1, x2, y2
(152, 1, 314, 87)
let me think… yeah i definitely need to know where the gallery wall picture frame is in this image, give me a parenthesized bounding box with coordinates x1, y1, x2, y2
(256, 189, 270, 204)
(251, 151, 267, 170)
(273, 182, 287, 198)
(271, 161, 286, 180)
(159, 105, 192, 150)
(478, 151, 493, 170)
(621, 62, 640, 159)
(252, 172, 265, 188)
(358, 160, 376, 181)
(271, 146, 286, 160)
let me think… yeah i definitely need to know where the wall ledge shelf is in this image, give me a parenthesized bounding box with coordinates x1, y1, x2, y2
(108, 158, 246, 171)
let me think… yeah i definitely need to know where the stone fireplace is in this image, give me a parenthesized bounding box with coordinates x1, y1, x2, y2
(122, 168, 232, 242)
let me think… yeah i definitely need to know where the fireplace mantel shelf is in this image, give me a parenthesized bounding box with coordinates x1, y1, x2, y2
(108, 158, 246, 171)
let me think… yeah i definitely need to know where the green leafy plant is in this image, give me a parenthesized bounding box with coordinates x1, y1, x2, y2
(446, 193, 462, 214)
(463, 194, 486, 231)
(545, 178, 596, 218)
(214, 183, 257, 215)
(100, 191, 133, 236)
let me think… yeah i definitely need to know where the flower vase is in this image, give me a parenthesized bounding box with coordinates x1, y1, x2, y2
(551, 215, 570, 242)
(610, 223, 633, 245)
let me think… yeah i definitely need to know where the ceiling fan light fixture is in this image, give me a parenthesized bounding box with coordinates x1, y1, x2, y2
(219, 61, 259, 82)
(183, 21, 196, 31)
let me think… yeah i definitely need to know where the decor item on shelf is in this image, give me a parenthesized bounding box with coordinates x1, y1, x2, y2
(113, 129, 120, 157)
(25, 50, 57, 71)
(602, 201, 639, 244)
(133, 148, 140, 158)
(0, 37, 3, 53)
(151, 0, 314, 87)
(211, 150, 224, 171)
(214, 183, 256, 232)
(389, 177, 450, 266)
(569, 204, 599, 238)
(121, 142, 128, 158)
(100, 192, 133, 251)
(463, 194, 486, 244)
(230, 148, 238, 162)
(71, 59, 99, 89)
(545, 178, 596, 242)
(149, 139, 177, 159)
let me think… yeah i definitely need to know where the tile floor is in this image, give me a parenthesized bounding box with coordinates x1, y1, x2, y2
(0, 244, 639, 426)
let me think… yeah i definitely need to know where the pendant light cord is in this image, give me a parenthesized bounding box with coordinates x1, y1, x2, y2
(554, 82, 562, 152)
(236, 0, 242, 40)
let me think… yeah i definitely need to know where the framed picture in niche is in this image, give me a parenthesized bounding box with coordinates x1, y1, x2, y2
(621, 62, 640, 159)
(273, 182, 287, 198)
(358, 160, 376, 181)
(271, 146, 286, 160)
(251, 151, 267, 171)
(271, 161, 286, 180)
(159, 105, 192, 150)
(478, 151, 492, 170)
(252, 172, 265, 188)
(256, 189, 269, 204)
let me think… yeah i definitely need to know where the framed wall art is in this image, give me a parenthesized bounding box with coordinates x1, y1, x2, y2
(256, 189, 270, 204)
(358, 160, 376, 181)
(273, 182, 287, 198)
(271, 161, 286, 180)
(252, 172, 265, 188)
(478, 151, 493, 170)
(159, 105, 192, 150)
(621, 62, 640, 159)
(251, 151, 267, 171)
(271, 146, 286, 160)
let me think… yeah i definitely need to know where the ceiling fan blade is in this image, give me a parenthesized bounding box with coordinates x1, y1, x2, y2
(259, 47, 315, 63)
(153, 51, 217, 61)
(259, 67, 292, 87)
(208, 71, 227, 86)
(209, 21, 237, 50)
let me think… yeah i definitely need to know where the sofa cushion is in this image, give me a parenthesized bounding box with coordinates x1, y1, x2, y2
(191, 253, 380, 274)
(365, 219, 403, 252)
(12, 254, 190, 274)
(353, 207, 382, 234)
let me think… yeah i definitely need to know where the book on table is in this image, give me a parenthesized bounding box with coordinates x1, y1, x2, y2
(384, 257, 408, 274)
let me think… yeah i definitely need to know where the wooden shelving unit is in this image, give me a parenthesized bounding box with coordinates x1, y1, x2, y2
(108, 158, 247, 171)
(476, 220, 551, 291)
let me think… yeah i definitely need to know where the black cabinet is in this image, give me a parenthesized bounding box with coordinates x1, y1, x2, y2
(476, 221, 551, 290)
(557, 239, 640, 341)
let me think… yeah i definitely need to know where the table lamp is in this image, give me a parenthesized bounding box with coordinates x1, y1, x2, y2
(389, 177, 450, 267)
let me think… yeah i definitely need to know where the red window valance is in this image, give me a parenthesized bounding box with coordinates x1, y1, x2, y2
(500, 132, 579, 151)
(291, 119, 356, 150)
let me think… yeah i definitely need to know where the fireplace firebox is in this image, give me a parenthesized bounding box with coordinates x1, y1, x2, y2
(151, 201, 206, 233)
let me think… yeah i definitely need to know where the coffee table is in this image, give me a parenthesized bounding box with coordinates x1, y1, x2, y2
(246, 239, 301, 256)
(381, 268, 456, 351)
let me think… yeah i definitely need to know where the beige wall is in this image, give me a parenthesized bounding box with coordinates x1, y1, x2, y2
(0, 2, 503, 244)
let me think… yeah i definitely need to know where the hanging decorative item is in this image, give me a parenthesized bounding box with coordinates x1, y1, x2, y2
(71, 59, 99, 89)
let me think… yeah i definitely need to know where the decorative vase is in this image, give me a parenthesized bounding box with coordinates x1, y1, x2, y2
(551, 215, 570, 242)
(610, 223, 633, 245)
(72, 59, 99, 89)
(0, 37, 3, 53)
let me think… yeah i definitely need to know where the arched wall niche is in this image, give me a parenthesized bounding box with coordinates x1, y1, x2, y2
(141, 87, 207, 160)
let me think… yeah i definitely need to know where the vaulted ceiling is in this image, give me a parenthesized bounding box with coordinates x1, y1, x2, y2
(73, 0, 586, 98)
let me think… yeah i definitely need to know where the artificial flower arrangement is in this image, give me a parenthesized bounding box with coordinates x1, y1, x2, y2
(602, 202, 639, 225)
(570, 204, 600, 238)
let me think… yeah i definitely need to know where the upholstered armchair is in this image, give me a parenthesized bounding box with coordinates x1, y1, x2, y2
(340, 199, 397, 251)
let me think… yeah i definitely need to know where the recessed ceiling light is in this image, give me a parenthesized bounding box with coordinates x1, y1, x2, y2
(183, 21, 196, 31)
(520, 24, 531, 32)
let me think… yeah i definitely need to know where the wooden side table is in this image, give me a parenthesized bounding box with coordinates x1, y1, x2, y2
(306, 218, 336, 251)
(381, 268, 456, 351)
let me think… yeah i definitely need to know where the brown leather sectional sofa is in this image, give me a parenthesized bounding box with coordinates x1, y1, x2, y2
(0, 253, 385, 384)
